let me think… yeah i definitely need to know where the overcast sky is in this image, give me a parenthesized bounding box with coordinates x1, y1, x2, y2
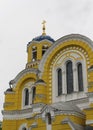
(0, 0, 93, 120)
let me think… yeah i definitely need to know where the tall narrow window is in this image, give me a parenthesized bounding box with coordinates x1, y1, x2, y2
(77, 63, 83, 91)
(46, 113, 51, 124)
(32, 87, 36, 103)
(24, 88, 29, 106)
(42, 45, 48, 56)
(32, 46, 37, 61)
(66, 61, 73, 94)
(57, 68, 62, 96)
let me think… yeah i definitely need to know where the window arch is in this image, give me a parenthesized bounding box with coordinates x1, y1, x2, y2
(32, 46, 37, 61)
(46, 113, 51, 124)
(42, 45, 48, 56)
(24, 88, 29, 106)
(66, 60, 73, 94)
(77, 63, 83, 91)
(57, 68, 62, 96)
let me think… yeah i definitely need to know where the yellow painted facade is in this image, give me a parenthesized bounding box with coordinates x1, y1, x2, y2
(2, 23, 93, 130)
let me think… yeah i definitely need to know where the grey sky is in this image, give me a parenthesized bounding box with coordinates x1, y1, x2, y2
(0, 0, 93, 120)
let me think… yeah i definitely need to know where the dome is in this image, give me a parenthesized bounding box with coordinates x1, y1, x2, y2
(32, 35, 55, 43)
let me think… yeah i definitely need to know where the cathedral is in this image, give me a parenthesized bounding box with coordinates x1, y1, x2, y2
(2, 21, 93, 130)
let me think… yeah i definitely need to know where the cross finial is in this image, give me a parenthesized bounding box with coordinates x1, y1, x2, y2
(42, 20, 46, 35)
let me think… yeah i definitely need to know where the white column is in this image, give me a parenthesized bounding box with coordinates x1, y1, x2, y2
(29, 88, 33, 105)
(73, 64, 78, 92)
(62, 70, 67, 94)
(62, 64, 67, 94)
(46, 123, 51, 130)
(46, 117, 52, 130)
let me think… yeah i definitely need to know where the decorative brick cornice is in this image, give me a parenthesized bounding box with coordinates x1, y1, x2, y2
(26, 60, 40, 69)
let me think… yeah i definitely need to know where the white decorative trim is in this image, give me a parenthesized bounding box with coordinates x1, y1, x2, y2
(22, 82, 35, 109)
(11, 68, 37, 88)
(27, 39, 53, 48)
(29, 122, 38, 130)
(86, 92, 93, 105)
(52, 49, 88, 103)
(26, 60, 40, 68)
(3, 109, 33, 120)
(76, 102, 90, 110)
(46, 116, 52, 130)
(86, 120, 93, 125)
(66, 97, 90, 110)
(68, 123, 75, 130)
(62, 118, 84, 130)
(39, 34, 93, 73)
(2, 103, 45, 120)
(19, 123, 28, 130)
(2, 103, 85, 120)
(4, 91, 15, 94)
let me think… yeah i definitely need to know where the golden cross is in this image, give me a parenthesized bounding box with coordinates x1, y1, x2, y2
(42, 20, 46, 35)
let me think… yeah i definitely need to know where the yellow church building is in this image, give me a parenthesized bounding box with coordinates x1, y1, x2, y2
(2, 22, 93, 130)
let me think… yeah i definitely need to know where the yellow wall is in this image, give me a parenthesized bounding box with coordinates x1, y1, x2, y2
(3, 36, 93, 130)
(27, 41, 52, 63)
(2, 114, 85, 130)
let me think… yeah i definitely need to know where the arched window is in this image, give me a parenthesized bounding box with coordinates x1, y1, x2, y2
(77, 63, 83, 91)
(32, 46, 37, 61)
(42, 45, 48, 56)
(66, 61, 73, 94)
(32, 87, 36, 103)
(46, 113, 51, 124)
(57, 68, 62, 96)
(24, 88, 29, 106)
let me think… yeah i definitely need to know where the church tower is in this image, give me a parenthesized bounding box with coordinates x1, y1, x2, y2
(2, 22, 93, 130)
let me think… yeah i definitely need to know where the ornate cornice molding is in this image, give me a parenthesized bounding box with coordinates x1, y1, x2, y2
(55, 110, 85, 119)
(66, 97, 89, 104)
(2, 108, 33, 120)
(10, 68, 38, 88)
(26, 60, 40, 69)
(39, 34, 93, 73)
(27, 39, 53, 48)
(2, 102, 85, 120)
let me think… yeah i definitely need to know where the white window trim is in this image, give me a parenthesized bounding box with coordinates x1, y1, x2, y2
(32, 46, 37, 61)
(22, 87, 31, 109)
(52, 51, 88, 103)
(19, 123, 27, 130)
(46, 115, 52, 130)
(22, 83, 35, 109)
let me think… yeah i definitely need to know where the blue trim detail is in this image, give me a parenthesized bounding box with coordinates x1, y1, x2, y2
(32, 35, 55, 42)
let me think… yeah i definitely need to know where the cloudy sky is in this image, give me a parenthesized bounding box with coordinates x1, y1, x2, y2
(0, 0, 93, 120)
